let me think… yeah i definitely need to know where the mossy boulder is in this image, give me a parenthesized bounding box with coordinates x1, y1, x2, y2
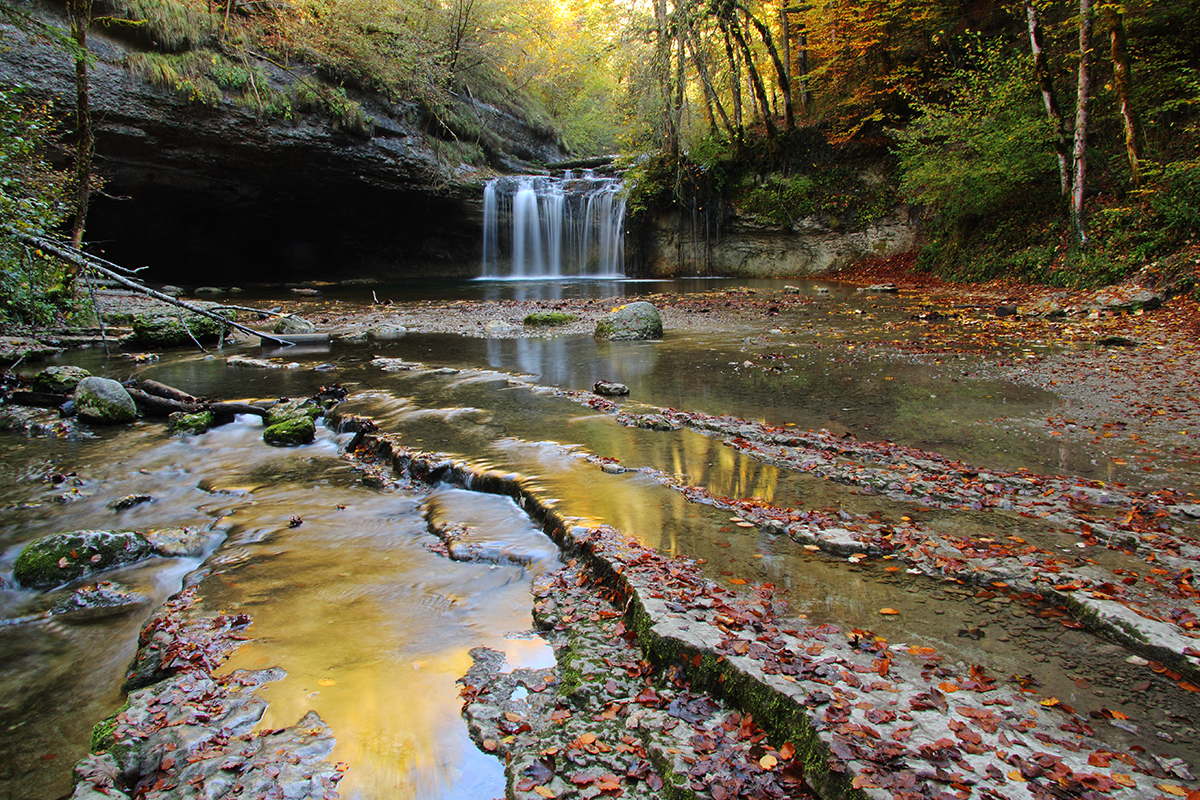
(168, 410, 213, 435)
(13, 530, 155, 590)
(32, 365, 91, 394)
(74, 377, 137, 424)
(593, 302, 663, 341)
(131, 312, 227, 347)
(263, 415, 316, 446)
(265, 399, 321, 427)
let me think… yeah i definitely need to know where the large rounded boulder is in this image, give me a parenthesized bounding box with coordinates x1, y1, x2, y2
(594, 302, 664, 341)
(74, 377, 137, 424)
(13, 530, 155, 590)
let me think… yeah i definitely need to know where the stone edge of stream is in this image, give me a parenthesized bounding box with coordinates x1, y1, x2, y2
(340, 416, 1199, 800)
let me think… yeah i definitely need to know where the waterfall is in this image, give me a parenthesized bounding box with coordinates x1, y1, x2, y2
(481, 172, 626, 278)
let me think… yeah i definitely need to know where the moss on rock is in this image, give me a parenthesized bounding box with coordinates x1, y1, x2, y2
(168, 410, 213, 435)
(263, 415, 316, 446)
(14, 530, 155, 590)
(32, 365, 91, 394)
(131, 312, 227, 347)
(74, 377, 138, 424)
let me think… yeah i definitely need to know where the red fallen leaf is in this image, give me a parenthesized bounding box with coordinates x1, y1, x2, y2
(1179, 681, 1200, 692)
(635, 687, 660, 705)
(779, 741, 796, 760)
(692, 654, 702, 668)
(570, 773, 596, 786)
(728, 578, 747, 585)
(161, 757, 175, 770)
(482, 739, 498, 752)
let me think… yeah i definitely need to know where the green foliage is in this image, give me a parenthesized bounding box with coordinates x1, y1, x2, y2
(291, 81, 373, 135)
(100, 0, 214, 52)
(894, 40, 1056, 232)
(0, 87, 80, 326)
(125, 51, 223, 104)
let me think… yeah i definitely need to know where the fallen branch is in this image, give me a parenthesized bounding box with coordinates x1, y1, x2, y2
(7, 391, 70, 409)
(127, 387, 198, 417)
(4, 228, 294, 347)
(140, 379, 197, 404)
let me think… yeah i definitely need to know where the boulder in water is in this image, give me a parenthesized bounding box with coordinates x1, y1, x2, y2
(74, 377, 137, 424)
(52, 580, 147, 617)
(107, 494, 153, 511)
(131, 312, 227, 347)
(273, 316, 318, 335)
(594, 302, 663, 341)
(33, 365, 92, 394)
(368, 324, 408, 340)
(593, 380, 630, 396)
(263, 415, 316, 446)
(14, 530, 155, 590)
(168, 410, 213, 434)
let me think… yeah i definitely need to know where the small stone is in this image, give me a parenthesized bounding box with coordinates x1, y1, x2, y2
(107, 494, 152, 511)
(593, 380, 630, 396)
(273, 316, 318, 335)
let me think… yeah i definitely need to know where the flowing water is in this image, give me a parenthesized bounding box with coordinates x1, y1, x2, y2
(2, 283, 1198, 799)
(480, 173, 626, 279)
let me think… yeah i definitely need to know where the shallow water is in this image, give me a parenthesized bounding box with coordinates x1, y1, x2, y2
(3, 289, 1198, 798)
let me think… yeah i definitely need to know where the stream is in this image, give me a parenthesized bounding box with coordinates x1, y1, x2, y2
(2, 280, 1198, 800)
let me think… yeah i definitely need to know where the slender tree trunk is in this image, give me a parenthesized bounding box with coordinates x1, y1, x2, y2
(66, 0, 93, 286)
(724, 30, 743, 134)
(1072, 0, 1093, 244)
(653, 0, 678, 156)
(685, 24, 734, 137)
(726, 14, 777, 138)
(1025, 1, 1070, 197)
(741, 2, 793, 129)
(1104, 5, 1141, 186)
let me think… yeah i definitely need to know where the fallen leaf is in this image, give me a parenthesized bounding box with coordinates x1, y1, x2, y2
(879, 608, 900, 615)
(759, 754, 778, 769)
(534, 786, 556, 798)
(317, 678, 336, 687)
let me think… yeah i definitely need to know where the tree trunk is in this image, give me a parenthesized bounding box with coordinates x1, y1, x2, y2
(741, 2, 793, 129)
(685, 24, 735, 137)
(1104, 5, 1141, 186)
(66, 0, 93, 268)
(1072, 0, 1093, 245)
(724, 30, 743, 134)
(726, 14, 777, 138)
(1025, 1, 1070, 197)
(653, 0, 678, 156)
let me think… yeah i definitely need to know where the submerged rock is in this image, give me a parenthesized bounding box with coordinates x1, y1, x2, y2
(33, 365, 92, 394)
(14, 530, 155, 590)
(74, 377, 137, 424)
(368, 324, 408, 340)
(593, 301, 663, 341)
(106, 494, 153, 511)
(52, 580, 147, 617)
(143, 527, 212, 558)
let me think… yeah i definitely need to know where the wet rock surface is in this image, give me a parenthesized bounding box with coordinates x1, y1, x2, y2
(14, 530, 155, 590)
(74, 377, 138, 425)
(593, 302, 664, 341)
(77, 589, 343, 800)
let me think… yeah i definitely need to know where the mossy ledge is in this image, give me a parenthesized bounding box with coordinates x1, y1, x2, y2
(340, 424, 1180, 799)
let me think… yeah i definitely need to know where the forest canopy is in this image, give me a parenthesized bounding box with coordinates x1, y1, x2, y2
(2, 0, 1200, 319)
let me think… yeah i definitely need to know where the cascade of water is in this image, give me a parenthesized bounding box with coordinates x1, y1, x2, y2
(480, 172, 626, 278)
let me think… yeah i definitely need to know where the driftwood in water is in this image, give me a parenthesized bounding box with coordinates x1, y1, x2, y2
(8, 391, 70, 408)
(128, 386, 269, 422)
(140, 379, 197, 404)
(127, 387, 198, 417)
(4, 228, 293, 347)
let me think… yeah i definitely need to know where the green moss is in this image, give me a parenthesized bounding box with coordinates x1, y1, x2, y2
(14, 531, 154, 590)
(523, 312, 578, 327)
(89, 701, 129, 753)
(168, 410, 212, 435)
(263, 416, 316, 446)
(131, 311, 227, 347)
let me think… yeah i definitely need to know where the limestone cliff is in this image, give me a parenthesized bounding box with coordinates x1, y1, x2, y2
(0, 8, 565, 283)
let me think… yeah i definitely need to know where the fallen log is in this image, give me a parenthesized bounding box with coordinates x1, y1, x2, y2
(3, 227, 294, 347)
(127, 388, 198, 417)
(208, 402, 268, 421)
(139, 379, 198, 404)
(7, 391, 70, 409)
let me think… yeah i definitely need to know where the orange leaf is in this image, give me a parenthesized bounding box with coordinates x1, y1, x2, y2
(534, 786, 556, 798)
(1008, 770, 1026, 782)
(1159, 785, 1187, 797)
(938, 682, 960, 693)
(759, 754, 778, 769)
(729, 578, 747, 585)
(879, 608, 900, 615)
(779, 742, 796, 760)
